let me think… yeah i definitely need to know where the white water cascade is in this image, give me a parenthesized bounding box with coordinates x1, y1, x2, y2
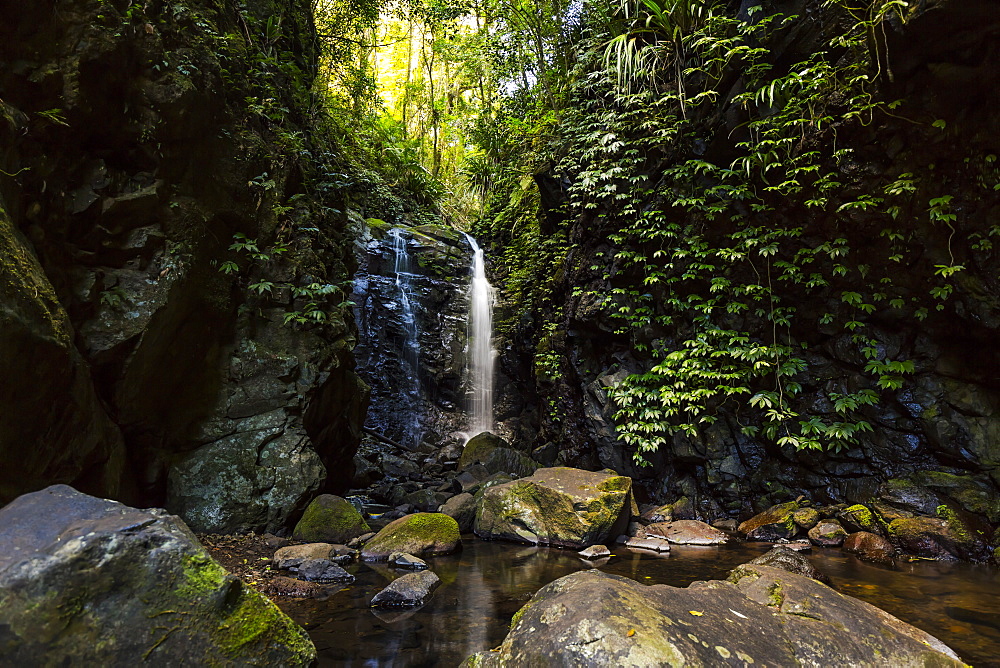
(465, 234, 495, 437)
(391, 228, 422, 446)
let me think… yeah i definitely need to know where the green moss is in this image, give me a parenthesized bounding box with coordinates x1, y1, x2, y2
(843, 504, 879, 532)
(293, 494, 370, 542)
(510, 601, 533, 628)
(766, 581, 784, 608)
(212, 582, 315, 662)
(364, 512, 461, 558)
(935, 504, 971, 542)
(176, 552, 228, 599)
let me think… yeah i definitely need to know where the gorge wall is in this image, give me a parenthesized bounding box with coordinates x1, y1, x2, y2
(0, 0, 369, 533)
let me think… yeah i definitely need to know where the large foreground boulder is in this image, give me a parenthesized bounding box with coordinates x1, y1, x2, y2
(462, 563, 963, 666)
(361, 512, 461, 561)
(474, 467, 635, 548)
(0, 485, 315, 665)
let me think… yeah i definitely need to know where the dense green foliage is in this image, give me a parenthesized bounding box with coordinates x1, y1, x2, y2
(460, 0, 999, 463)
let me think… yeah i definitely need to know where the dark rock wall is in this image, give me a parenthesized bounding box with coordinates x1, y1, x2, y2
(501, 0, 1000, 517)
(352, 220, 479, 449)
(0, 0, 367, 532)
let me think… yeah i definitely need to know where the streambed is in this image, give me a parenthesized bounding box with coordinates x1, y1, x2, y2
(276, 539, 1000, 667)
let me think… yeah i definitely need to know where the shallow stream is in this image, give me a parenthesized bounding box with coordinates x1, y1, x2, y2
(277, 539, 1000, 667)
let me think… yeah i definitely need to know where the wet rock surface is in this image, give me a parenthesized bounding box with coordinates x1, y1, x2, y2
(361, 512, 461, 561)
(844, 531, 897, 567)
(461, 564, 963, 667)
(644, 520, 729, 545)
(808, 519, 848, 547)
(370, 570, 441, 608)
(0, 485, 315, 664)
(738, 501, 800, 541)
(474, 467, 635, 548)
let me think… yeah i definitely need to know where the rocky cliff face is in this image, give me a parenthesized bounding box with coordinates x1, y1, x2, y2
(352, 220, 479, 449)
(496, 0, 1000, 519)
(0, 0, 367, 532)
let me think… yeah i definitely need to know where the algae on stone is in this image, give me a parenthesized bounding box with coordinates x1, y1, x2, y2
(293, 494, 371, 543)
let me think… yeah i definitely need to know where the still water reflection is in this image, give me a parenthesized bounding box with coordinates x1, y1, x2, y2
(276, 539, 1000, 667)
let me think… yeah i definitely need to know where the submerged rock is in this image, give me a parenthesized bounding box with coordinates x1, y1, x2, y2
(361, 512, 461, 561)
(0, 485, 315, 665)
(644, 520, 728, 545)
(474, 467, 635, 548)
(461, 565, 963, 666)
(738, 501, 800, 541)
(292, 494, 371, 544)
(370, 570, 441, 608)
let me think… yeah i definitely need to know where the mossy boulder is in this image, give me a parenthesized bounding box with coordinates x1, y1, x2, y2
(458, 432, 509, 470)
(808, 519, 848, 547)
(0, 485, 315, 665)
(460, 566, 963, 666)
(292, 494, 370, 543)
(738, 501, 800, 541)
(887, 505, 992, 562)
(474, 467, 634, 548)
(838, 504, 884, 535)
(361, 513, 461, 561)
(792, 507, 820, 530)
(912, 471, 1000, 522)
(481, 448, 540, 479)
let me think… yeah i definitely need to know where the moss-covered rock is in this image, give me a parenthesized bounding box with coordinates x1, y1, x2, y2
(0, 485, 314, 665)
(292, 495, 370, 544)
(738, 501, 800, 541)
(912, 471, 1000, 523)
(838, 504, 884, 535)
(792, 507, 820, 530)
(459, 432, 511, 470)
(808, 519, 847, 547)
(887, 507, 992, 562)
(474, 467, 634, 548)
(461, 566, 964, 666)
(360, 513, 461, 561)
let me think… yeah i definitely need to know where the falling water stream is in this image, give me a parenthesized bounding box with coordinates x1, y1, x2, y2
(464, 234, 494, 437)
(391, 228, 422, 447)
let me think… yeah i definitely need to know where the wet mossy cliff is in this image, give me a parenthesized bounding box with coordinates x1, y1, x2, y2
(0, 0, 368, 532)
(490, 0, 1000, 519)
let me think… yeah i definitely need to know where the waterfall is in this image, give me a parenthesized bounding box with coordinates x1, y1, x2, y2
(465, 234, 495, 436)
(391, 228, 422, 446)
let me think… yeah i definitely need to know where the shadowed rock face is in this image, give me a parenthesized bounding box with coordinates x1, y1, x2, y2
(0, 485, 315, 665)
(461, 565, 964, 667)
(352, 221, 475, 448)
(0, 0, 367, 532)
